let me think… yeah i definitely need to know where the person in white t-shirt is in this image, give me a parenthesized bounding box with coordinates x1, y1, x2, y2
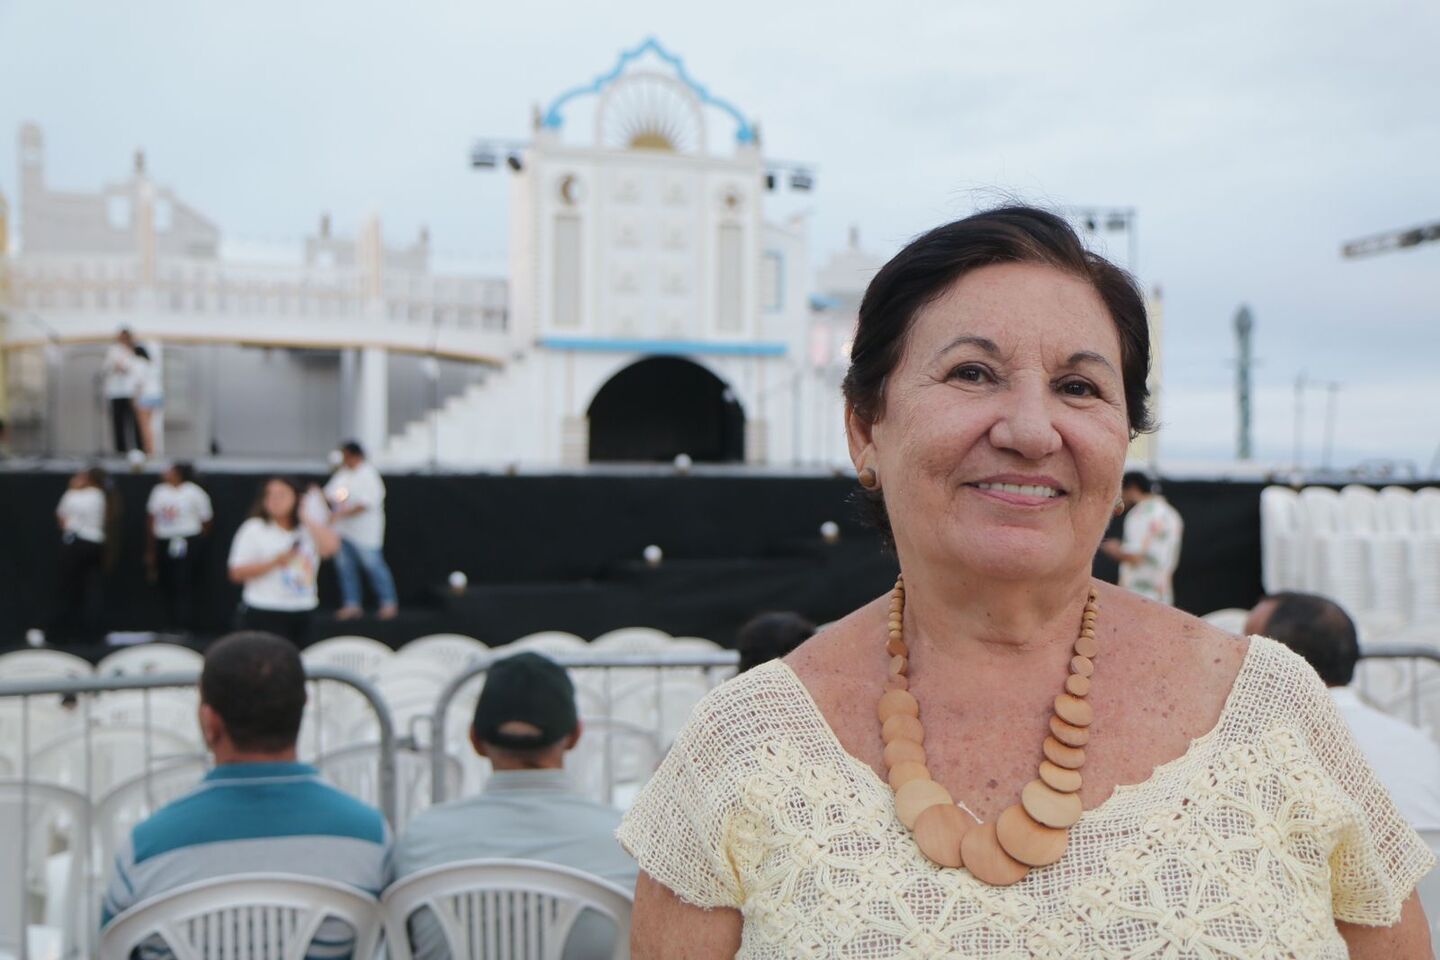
(323, 441, 398, 620)
(1247, 592, 1440, 834)
(146, 462, 214, 632)
(1099, 471, 1184, 604)
(130, 345, 164, 458)
(47, 466, 116, 644)
(103, 329, 140, 454)
(228, 476, 340, 646)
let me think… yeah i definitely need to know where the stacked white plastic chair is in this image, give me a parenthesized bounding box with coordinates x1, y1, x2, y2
(1259, 486, 1302, 595)
(298, 637, 394, 759)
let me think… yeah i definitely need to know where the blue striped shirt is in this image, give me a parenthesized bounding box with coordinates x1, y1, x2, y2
(102, 762, 391, 958)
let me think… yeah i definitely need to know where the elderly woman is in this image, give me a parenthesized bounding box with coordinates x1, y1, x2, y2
(618, 207, 1434, 958)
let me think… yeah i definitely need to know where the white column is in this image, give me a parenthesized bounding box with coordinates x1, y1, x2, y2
(356, 345, 388, 454)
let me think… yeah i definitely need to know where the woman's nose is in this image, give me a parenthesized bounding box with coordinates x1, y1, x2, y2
(987, 382, 1062, 460)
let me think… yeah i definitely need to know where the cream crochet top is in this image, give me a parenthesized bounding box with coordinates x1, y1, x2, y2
(617, 637, 1435, 958)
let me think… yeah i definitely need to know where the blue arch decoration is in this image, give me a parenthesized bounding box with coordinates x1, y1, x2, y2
(541, 37, 757, 146)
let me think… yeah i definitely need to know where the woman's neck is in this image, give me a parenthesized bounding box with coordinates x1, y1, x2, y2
(271, 517, 296, 530)
(898, 564, 1094, 663)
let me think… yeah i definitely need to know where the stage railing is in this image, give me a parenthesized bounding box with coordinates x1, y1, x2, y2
(428, 651, 739, 802)
(0, 666, 395, 960)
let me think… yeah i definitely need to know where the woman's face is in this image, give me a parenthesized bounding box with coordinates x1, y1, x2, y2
(263, 481, 297, 523)
(851, 262, 1131, 583)
(164, 467, 182, 486)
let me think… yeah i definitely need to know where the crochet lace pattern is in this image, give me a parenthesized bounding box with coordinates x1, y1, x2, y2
(617, 637, 1434, 958)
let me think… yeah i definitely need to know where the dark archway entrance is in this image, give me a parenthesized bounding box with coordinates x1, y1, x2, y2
(588, 357, 745, 463)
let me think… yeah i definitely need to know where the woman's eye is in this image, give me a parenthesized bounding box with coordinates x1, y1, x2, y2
(1059, 379, 1097, 398)
(948, 364, 991, 384)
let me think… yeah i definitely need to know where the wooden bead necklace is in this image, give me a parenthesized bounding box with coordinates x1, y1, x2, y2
(879, 574, 1100, 886)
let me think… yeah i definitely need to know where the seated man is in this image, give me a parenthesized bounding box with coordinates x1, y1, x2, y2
(102, 632, 391, 956)
(1247, 592, 1440, 833)
(394, 652, 638, 960)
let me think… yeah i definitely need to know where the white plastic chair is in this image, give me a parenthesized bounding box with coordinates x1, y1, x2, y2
(0, 781, 92, 960)
(1417, 830, 1440, 958)
(316, 742, 460, 829)
(99, 873, 381, 960)
(300, 635, 393, 680)
(502, 632, 589, 657)
(27, 725, 199, 800)
(0, 649, 93, 680)
(381, 859, 633, 960)
(96, 643, 204, 678)
(397, 634, 488, 674)
(1201, 608, 1250, 635)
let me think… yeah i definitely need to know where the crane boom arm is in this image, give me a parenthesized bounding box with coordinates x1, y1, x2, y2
(1341, 221, 1440, 259)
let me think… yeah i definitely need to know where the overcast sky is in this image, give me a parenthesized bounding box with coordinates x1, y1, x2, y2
(2, 0, 1436, 472)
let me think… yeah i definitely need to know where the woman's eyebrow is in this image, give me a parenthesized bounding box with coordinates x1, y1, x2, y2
(935, 335, 1001, 360)
(1064, 350, 1118, 375)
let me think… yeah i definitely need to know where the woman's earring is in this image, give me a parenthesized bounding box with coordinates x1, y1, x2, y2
(859, 467, 880, 490)
(1113, 497, 1125, 516)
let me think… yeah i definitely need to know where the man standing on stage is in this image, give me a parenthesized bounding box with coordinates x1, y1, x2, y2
(1100, 471, 1184, 605)
(324, 440, 399, 620)
(103, 328, 139, 453)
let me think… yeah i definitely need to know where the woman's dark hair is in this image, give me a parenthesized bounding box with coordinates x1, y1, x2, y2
(736, 612, 817, 673)
(200, 631, 307, 751)
(132, 345, 151, 361)
(80, 466, 124, 572)
(168, 461, 197, 484)
(250, 475, 303, 528)
(841, 206, 1154, 540)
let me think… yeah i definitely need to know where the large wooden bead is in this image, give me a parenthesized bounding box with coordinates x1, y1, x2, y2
(886, 636, 908, 657)
(877, 689, 920, 724)
(1053, 694, 1094, 727)
(895, 778, 952, 829)
(1070, 655, 1094, 677)
(887, 761, 931, 791)
(885, 675, 910, 691)
(960, 820, 1030, 886)
(1064, 674, 1091, 697)
(995, 804, 1069, 867)
(1074, 633, 1099, 658)
(884, 739, 926, 767)
(913, 803, 970, 868)
(1038, 760, 1083, 793)
(1042, 736, 1085, 769)
(882, 714, 924, 745)
(1021, 778, 1084, 828)
(1049, 715, 1090, 747)
(889, 654, 908, 676)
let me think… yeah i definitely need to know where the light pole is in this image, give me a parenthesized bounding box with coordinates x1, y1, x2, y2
(1292, 371, 1307, 472)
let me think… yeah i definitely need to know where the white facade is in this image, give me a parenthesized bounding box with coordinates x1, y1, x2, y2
(385, 39, 816, 468)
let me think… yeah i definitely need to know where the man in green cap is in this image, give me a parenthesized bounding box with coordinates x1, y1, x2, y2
(393, 652, 638, 959)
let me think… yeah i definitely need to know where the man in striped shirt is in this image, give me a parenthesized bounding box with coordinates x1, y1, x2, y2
(102, 632, 391, 957)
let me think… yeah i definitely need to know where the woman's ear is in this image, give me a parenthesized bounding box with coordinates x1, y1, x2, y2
(846, 402, 877, 472)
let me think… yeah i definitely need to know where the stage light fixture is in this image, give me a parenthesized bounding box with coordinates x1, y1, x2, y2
(1084, 217, 1097, 232)
(1106, 214, 1127, 232)
(820, 521, 840, 545)
(506, 154, 524, 172)
(764, 173, 777, 190)
(789, 169, 814, 191)
(470, 146, 498, 169)
(644, 544, 664, 567)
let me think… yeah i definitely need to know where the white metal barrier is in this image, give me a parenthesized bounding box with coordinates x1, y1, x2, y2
(0, 666, 396, 960)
